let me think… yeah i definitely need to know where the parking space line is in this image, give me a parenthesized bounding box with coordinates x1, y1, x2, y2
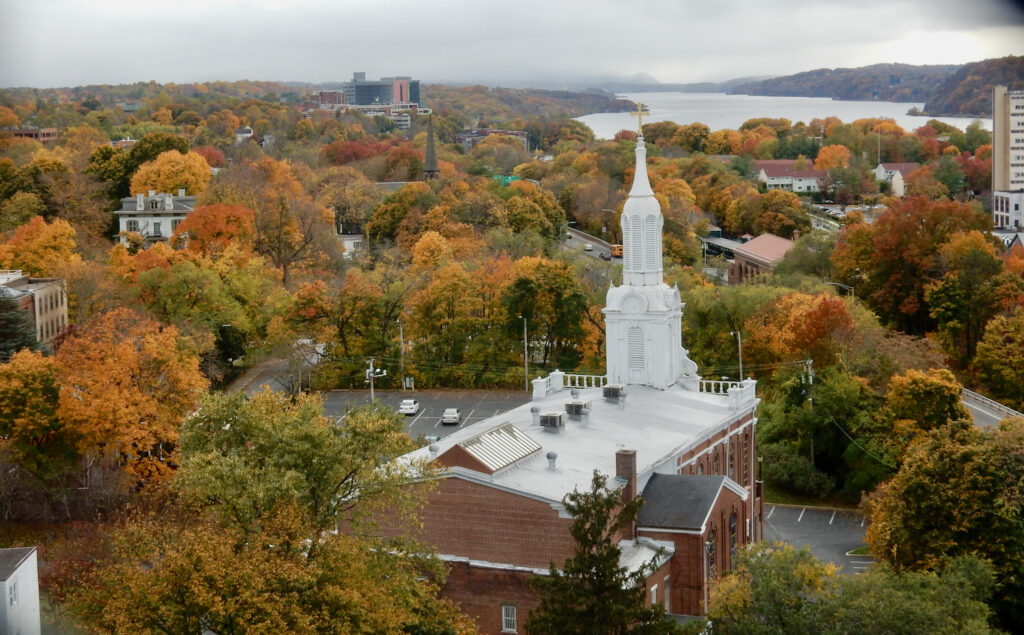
(797, 508, 805, 522)
(766, 506, 775, 520)
(829, 510, 836, 525)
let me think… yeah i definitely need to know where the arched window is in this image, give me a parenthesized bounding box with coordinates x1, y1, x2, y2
(730, 512, 737, 565)
(713, 450, 720, 475)
(706, 529, 716, 579)
(743, 432, 750, 483)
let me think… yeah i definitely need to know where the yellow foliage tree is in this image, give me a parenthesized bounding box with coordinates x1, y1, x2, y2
(0, 215, 81, 276)
(130, 150, 211, 196)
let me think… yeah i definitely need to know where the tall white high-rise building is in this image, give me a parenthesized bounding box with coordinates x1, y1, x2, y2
(992, 85, 1024, 192)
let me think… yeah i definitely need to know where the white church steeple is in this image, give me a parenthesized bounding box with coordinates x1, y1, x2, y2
(604, 103, 700, 390)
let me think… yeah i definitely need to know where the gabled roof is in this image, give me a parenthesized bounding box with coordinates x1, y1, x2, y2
(0, 547, 35, 580)
(880, 162, 919, 175)
(436, 422, 542, 475)
(637, 474, 747, 531)
(759, 165, 826, 179)
(734, 233, 794, 265)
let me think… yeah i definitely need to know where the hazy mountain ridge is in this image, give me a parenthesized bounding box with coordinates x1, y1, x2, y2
(920, 55, 1024, 116)
(728, 63, 960, 103)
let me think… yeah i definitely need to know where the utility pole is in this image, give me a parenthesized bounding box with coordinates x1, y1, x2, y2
(519, 315, 528, 391)
(730, 330, 744, 380)
(365, 357, 386, 402)
(397, 318, 405, 391)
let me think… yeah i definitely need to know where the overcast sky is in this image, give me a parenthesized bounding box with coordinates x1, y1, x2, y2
(1, 0, 1023, 89)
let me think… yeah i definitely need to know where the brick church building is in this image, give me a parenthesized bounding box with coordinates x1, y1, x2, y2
(388, 121, 763, 633)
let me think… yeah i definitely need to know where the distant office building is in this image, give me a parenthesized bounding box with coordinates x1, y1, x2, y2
(993, 85, 1024, 192)
(342, 72, 420, 106)
(3, 127, 58, 143)
(454, 128, 530, 152)
(115, 190, 197, 245)
(0, 270, 68, 349)
(301, 75, 431, 130)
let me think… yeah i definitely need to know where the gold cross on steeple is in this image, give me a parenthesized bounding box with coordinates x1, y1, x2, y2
(631, 102, 648, 136)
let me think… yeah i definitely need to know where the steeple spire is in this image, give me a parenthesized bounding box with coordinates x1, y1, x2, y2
(423, 116, 439, 180)
(603, 102, 701, 390)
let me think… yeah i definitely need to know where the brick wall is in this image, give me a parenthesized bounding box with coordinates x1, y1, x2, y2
(383, 476, 577, 570)
(443, 561, 538, 635)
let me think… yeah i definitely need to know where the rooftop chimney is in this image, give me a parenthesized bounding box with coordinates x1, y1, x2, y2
(616, 449, 637, 539)
(177, 188, 185, 197)
(136, 193, 144, 211)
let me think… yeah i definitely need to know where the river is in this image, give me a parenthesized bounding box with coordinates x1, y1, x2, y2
(576, 92, 992, 139)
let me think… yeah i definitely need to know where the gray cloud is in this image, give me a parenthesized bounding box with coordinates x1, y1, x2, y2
(1, 0, 1022, 87)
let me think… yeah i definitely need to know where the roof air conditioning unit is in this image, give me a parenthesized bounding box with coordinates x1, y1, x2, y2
(539, 412, 565, 429)
(565, 401, 591, 416)
(603, 384, 626, 401)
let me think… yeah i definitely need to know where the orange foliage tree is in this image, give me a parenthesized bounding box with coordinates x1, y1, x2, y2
(813, 144, 851, 170)
(170, 203, 255, 257)
(0, 215, 81, 276)
(56, 308, 207, 484)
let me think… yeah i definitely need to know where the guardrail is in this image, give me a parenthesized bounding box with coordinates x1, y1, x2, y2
(567, 228, 611, 251)
(962, 388, 1024, 420)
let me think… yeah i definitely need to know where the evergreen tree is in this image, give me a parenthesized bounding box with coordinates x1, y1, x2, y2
(526, 471, 682, 635)
(0, 293, 40, 360)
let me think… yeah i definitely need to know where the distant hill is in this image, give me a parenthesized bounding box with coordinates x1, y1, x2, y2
(422, 85, 635, 119)
(920, 56, 1024, 116)
(729, 63, 960, 102)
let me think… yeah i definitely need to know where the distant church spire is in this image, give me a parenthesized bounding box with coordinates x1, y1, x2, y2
(603, 102, 700, 390)
(423, 116, 440, 180)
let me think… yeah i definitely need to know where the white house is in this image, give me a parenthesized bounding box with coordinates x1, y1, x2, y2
(874, 162, 919, 197)
(114, 190, 197, 244)
(0, 547, 40, 635)
(755, 161, 826, 193)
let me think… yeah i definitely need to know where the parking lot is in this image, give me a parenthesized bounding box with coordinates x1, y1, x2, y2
(765, 504, 872, 575)
(322, 389, 531, 441)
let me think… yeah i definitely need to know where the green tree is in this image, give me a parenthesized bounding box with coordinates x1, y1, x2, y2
(175, 390, 421, 534)
(0, 294, 41, 359)
(526, 471, 682, 635)
(974, 309, 1024, 410)
(705, 542, 996, 635)
(866, 418, 1024, 630)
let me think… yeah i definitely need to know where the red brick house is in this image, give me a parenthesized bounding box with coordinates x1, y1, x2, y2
(728, 233, 794, 284)
(386, 130, 762, 633)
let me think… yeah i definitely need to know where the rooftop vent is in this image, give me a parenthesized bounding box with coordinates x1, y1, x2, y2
(547, 451, 558, 470)
(539, 412, 565, 430)
(603, 384, 626, 401)
(570, 388, 580, 400)
(565, 400, 591, 417)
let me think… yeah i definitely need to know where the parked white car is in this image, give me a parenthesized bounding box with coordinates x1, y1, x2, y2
(441, 408, 461, 425)
(398, 399, 420, 415)
(583, 243, 594, 251)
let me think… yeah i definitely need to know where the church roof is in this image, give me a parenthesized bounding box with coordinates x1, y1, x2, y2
(415, 381, 752, 505)
(637, 474, 747, 531)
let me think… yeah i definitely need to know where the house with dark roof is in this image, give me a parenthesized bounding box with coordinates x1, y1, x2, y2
(380, 125, 761, 633)
(728, 233, 795, 283)
(0, 547, 40, 635)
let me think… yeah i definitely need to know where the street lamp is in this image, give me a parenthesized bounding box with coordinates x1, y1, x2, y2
(365, 357, 386, 402)
(729, 330, 744, 380)
(518, 314, 528, 392)
(823, 280, 854, 299)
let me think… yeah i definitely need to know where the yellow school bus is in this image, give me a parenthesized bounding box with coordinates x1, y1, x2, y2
(610, 244, 623, 257)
